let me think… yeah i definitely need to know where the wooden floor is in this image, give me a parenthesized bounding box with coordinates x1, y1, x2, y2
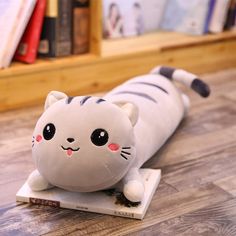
(0, 68, 236, 235)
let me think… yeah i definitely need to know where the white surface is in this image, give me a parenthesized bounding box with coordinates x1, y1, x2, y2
(16, 168, 161, 220)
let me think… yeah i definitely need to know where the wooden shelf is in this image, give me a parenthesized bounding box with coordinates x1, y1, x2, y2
(101, 31, 236, 57)
(0, 0, 236, 112)
(0, 54, 99, 78)
(1, 31, 235, 79)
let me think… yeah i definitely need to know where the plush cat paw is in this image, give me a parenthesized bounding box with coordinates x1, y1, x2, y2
(27, 170, 54, 191)
(123, 180, 144, 202)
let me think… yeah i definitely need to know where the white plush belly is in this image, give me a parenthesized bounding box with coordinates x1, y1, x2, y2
(104, 74, 185, 167)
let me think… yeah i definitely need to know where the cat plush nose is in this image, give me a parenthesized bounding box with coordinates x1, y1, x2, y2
(67, 138, 75, 143)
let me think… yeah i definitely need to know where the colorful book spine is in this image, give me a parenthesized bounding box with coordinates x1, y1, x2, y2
(72, 0, 90, 54)
(14, 0, 47, 63)
(38, 0, 72, 57)
(204, 0, 216, 33)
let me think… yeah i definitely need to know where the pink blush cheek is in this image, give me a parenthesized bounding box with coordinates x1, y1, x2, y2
(108, 143, 120, 152)
(36, 135, 42, 142)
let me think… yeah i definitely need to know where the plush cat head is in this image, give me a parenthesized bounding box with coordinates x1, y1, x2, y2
(32, 91, 138, 192)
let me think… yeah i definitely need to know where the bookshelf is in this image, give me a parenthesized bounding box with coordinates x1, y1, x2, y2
(0, 0, 236, 112)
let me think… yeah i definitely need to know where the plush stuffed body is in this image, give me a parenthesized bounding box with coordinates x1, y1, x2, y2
(28, 66, 210, 203)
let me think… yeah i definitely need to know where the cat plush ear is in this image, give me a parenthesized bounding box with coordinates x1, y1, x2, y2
(114, 102, 139, 126)
(44, 91, 67, 110)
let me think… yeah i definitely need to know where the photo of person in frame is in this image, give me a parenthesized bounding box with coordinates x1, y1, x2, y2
(104, 2, 124, 38)
(132, 2, 144, 35)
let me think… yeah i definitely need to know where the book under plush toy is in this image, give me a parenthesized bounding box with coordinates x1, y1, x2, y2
(17, 66, 210, 219)
(17, 169, 161, 219)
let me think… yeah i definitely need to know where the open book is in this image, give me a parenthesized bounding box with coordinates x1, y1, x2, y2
(16, 168, 161, 220)
(0, 0, 36, 69)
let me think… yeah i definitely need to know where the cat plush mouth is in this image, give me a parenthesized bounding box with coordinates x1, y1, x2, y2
(61, 146, 80, 156)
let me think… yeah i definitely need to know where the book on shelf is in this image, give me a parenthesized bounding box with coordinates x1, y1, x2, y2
(140, 0, 167, 33)
(209, 0, 231, 33)
(14, 0, 47, 64)
(0, 0, 36, 69)
(160, 0, 212, 35)
(38, 0, 72, 57)
(103, 0, 145, 39)
(204, 0, 216, 33)
(224, 0, 236, 30)
(72, 0, 90, 54)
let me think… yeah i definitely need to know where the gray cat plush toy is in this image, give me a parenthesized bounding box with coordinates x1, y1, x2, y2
(28, 66, 210, 203)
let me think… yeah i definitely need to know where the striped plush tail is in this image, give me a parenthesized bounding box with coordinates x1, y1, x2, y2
(150, 66, 210, 98)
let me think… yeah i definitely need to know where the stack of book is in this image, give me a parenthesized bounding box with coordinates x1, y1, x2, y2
(103, 0, 236, 39)
(0, 0, 90, 69)
(38, 0, 90, 58)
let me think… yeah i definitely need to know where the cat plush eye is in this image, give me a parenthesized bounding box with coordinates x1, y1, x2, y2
(90, 129, 109, 146)
(43, 123, 56, 140)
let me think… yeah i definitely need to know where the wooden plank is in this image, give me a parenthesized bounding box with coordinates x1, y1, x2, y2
(180, 99, 236, 138)
(154, 180, 178, 199)
(215, 176, 236, 197)
(0, 152, 34, 207)
(0, 150, 33, 186)
(0, 107, 38, 207)
(0, 203, 103, 236)
(128, 198, 236, 236)
(224, 90, 236, 102)
(0, 180, 27, 207)
(161, 143, 236, 191)
(0, 105, 42, 122)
